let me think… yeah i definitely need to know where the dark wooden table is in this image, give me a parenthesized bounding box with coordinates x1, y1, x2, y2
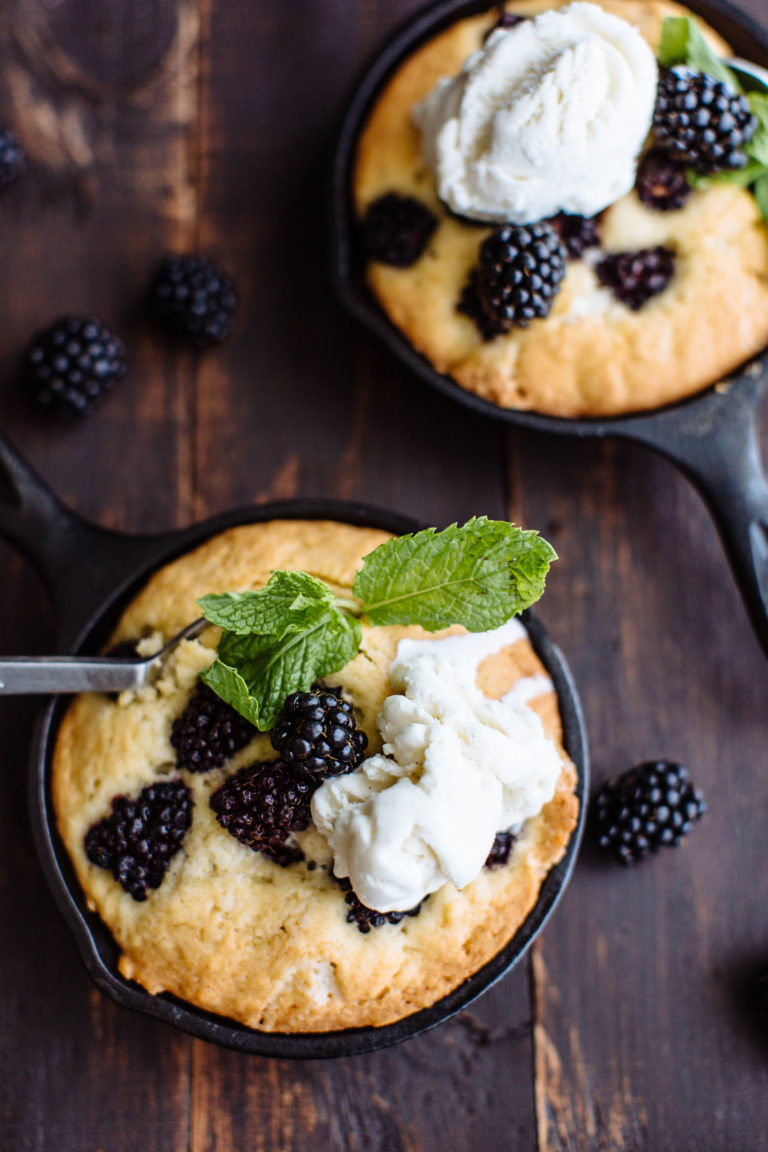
(1, 1, 768, 1148)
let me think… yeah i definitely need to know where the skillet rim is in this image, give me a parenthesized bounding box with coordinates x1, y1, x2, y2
(30, 497, 588, 1059)
(329, 0, 768, 437)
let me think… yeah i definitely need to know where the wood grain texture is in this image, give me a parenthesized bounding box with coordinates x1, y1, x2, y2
(0, 0, 531, 1149)
(1, 0, 767, 1148)
(522, 433, 768, 1151)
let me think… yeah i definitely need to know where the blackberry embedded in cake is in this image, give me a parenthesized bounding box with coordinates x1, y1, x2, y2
(465, 222, 567, 336)
(270, 689, 367, 779)
(171, 679, 255, 772)
(653, 66, 757, 171)
(84, 779, 193, 900)
(360, 193, 438, 267)
(210, 759, 314, 856)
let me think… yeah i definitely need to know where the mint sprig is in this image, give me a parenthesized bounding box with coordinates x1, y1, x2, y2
(353, 519, 554, 630)
(658, 16, 768, 218)
(202, 605, 361, 730)
(658, 16, 738, 90)
(199, 571, 336, 635)
(198, 517, 556, 730)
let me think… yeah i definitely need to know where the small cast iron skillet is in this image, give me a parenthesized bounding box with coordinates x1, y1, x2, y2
(0, 433, 587, 1059)
(331, 0, 768, 660)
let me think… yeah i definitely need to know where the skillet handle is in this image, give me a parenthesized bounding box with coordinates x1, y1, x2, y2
(621, 364, 768, 658)
(0, 433, 81, 578)
(0, 433, 166, 647)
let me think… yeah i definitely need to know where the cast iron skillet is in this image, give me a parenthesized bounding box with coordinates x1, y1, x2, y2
(331, 0, 768, 660)
(0, 433, 588, 1059)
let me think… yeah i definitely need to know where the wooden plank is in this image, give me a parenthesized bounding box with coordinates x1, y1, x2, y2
(0, 0, 198, 1148)
(2, 0, 767, 1148)
(0, 0, 537, 1148)
(187, 0, 536, 1148)
(517, 432, 768, 1150)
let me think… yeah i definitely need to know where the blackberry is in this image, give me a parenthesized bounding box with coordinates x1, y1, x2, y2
(596, 246, 675, 310)
(25, 316, 127, 419)
(148, 254, 237, 348)
(0, 128, 26, 191)
(171, 680, 255, 773)
(458, 271, 506, 341)
(486, 10, 526, 39)
(464, 222, 567, 337)
(271, 689, 367, 780)
(84, 778, 193, 900)
(360, 193, 438, 267)
(259, 839, 306, 868)
(484, 830, 517, 869)
(654, 66, 757, 171)
(594, 760, 707, 866)
(548, 212, 601, 259)
(210, 759, 314, 860)
(635, 149, 692, 212)
(335, 877, 423, 934)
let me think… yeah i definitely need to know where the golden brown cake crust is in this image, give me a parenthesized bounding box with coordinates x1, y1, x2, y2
(52, 520, 579, 1033)
(353, 0, 768, 417)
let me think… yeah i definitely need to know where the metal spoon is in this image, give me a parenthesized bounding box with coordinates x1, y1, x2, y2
(0, 617, 208, 695)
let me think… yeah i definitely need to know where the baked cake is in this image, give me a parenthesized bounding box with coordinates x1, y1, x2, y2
(52, 519, 579, 1033)
(353, 0, 768, 417)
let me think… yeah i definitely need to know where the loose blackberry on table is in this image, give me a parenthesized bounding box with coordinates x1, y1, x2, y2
(593, 760, 707, 866)
(596, 246, 676, 311)
(0, 127, 26, 191)
(84, 778, 193, 901)
(210, 759, 315, 861)
(653, 66, 757, 171)
(271, 688, 368, 780)
(148, 253, 237, 348)
(360, 192, 438, 267)
(25, 316, 127, 419)
(171, 679, 256, 773)
(462, 222, 567, 338)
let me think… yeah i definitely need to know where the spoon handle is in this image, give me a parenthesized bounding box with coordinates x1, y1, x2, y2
(0, 656, 148, 694)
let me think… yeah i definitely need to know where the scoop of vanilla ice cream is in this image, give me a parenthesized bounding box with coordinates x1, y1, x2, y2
(311, 619, 563, 912)
(413, 1, 658, 223)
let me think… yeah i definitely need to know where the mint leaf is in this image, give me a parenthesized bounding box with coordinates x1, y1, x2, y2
(658, 16, 739, 91)
(354, 517, 556, 631)
(690, 93, 768, 215)
(688, 159, 767, 189)
(754, 174, 768, 219)
(201, 607, 362, 730)
(200, 660, 264, 728)
(198, 571, 335, 636)
(657, 17, 692, 68)
(686, 20, 739, 91)
(747, 93, 768, 167)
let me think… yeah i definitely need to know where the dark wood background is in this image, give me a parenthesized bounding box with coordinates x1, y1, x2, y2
(1, 0, 767, 1148)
